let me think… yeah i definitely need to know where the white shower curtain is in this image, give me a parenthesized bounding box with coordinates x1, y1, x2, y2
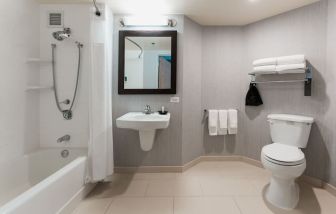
(88, 5, 114, 182)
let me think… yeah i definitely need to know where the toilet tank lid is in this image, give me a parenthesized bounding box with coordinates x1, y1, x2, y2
(268, 114, 314, 124)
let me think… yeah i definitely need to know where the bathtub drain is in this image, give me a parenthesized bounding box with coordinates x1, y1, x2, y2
(61, 149, 69, 158)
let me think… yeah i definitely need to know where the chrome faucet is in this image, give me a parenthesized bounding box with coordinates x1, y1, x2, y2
(57, 135, 70, 143)
(144, 104, 152, 114)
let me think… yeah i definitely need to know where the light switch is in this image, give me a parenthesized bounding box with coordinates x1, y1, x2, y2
(170, 97, 180, 103)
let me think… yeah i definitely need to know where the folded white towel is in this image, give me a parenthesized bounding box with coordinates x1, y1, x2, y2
(249, 65, 277, 75)
(208, 110, 218, 136)
(253, 57, 277, 66)
(276, 63, 306, 74)
(218, 110, 228, 135)
(277, 55, 305, 65)
(228, 109, 238, 135)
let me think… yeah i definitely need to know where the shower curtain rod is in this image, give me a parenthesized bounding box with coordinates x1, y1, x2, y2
(125, 37, 143, 58)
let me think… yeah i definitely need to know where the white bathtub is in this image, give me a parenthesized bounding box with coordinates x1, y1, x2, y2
(0, 148, 92, 214)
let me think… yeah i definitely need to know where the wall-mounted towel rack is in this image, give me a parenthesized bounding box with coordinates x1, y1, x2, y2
(249, 65, 312, 96)
(202, 109, 239, 123)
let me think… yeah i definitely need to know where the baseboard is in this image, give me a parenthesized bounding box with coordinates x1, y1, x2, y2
(114, 166, 183, 173)
(299, 175, 324, 188)
(182, 157, 202, 172)
(241, 156, 263, 168)
(114, 155, 336, 197)
(58, 183, 96, 214)
(323, 182, 336, 196)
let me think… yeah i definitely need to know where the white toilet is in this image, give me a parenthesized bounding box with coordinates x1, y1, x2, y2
(261, 114, 314, 210)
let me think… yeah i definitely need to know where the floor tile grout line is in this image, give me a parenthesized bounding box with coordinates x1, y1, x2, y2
(172, 197, 175, 214)
(103, 198, 115, 214)
(232, 196, 244, 214)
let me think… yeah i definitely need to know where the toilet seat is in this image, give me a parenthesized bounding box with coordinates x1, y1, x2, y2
(262, 143, 305, 166)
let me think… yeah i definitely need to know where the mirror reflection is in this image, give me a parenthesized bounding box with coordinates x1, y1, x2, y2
(124, 36, 172, 89)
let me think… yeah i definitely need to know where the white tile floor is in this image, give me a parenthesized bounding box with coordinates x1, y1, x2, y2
(72, 161, 336, 214)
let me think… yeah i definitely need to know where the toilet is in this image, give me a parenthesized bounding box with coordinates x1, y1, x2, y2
(261, 114, 314, 210)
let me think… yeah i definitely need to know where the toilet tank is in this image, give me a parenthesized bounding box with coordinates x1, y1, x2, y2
(267, 114, 314, 148)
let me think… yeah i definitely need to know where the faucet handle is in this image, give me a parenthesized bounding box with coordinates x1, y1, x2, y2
(144, 104, 151, 114)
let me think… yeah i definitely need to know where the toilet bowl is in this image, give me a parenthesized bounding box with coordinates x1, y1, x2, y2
(261, 114, 314, 210)
(261, 143, 306, 209)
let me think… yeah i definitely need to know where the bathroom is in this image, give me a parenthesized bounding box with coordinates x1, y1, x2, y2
(0, 0, 336, 213)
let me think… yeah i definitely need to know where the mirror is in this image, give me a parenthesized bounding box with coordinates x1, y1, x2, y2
(118, 31, 177, 94)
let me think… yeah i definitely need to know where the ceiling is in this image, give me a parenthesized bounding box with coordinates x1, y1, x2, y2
(37, 0, 320, 26)
(126, 37, 171, 51)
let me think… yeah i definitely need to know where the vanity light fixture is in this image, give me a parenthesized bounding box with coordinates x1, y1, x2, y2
(120, 16, 176, 27)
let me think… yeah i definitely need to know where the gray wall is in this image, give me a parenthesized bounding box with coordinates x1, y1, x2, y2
(243, 1, 330, 182)
(201, 27, 246, 156)
(112, 0, 336, 186)
(181, 17, 203, 164)
(325, 0, 336, 186)
(242, 1, 329, 183)
(112, 15, 184, 166)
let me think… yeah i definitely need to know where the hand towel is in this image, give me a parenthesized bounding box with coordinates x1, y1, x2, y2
(218, 110, 228, 135)
(228, 109, 238, 135)
(253, 57, 277, 67)
(276, 63, 306, 74)
(208, 110, 218, 136)
(249, 65, 277, 75)
(245, 83, 263, 106)
(277, 55, 305, 65)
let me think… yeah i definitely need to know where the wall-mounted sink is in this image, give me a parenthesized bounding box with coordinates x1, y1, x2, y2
(116, 112, 170, 151)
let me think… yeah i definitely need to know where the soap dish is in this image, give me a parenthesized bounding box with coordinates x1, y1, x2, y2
(158, 111, 168, 115)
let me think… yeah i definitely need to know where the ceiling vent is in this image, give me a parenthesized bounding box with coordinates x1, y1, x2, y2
(48, 11, 63, 28)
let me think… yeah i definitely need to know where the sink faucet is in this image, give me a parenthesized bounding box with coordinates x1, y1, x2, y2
(144, 104, 152, 114)
(57, 135, 70, 143)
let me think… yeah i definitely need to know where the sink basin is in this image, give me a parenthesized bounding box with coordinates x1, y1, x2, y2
(116, 112, 170, 151)
(116, 112, 170, 130)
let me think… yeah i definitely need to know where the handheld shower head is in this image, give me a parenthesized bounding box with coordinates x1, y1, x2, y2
(52, 28, 71, 41)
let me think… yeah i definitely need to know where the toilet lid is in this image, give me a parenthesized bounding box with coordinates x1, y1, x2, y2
(262, 143, 305, 165)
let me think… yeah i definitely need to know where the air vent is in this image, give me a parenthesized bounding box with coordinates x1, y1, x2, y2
(48, 11, 63, 27)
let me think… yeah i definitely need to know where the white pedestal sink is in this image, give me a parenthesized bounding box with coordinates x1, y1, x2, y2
(116, 112, 170, 151)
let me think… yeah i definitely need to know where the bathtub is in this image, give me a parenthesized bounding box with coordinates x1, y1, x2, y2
(0, 148, 93, 214)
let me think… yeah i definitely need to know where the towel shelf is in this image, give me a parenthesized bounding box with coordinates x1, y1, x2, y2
(249, 65, 312, 96)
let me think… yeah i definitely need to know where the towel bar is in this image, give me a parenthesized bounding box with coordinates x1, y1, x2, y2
(203, 109, 239, 124)
(251, 79, 308, 84)
(249, 65, 312, 96)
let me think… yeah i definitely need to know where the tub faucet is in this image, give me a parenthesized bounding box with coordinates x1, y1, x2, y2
(144, 104, 151, 114)
(57, 135, 70, 143)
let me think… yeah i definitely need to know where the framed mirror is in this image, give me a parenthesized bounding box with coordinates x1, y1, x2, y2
(118, 30, 177, 94)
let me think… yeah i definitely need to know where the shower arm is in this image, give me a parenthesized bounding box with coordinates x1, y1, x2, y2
(125, 38, 143, 58)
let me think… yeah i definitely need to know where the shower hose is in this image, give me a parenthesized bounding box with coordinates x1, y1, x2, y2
(51, 42, 83, 120)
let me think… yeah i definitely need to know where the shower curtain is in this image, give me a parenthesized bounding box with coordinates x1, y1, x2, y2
(88, 5, 114, 182)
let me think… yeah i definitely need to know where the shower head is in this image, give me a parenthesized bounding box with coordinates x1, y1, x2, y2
(52, 28, 71, 41)
(93, 0, 101, 17)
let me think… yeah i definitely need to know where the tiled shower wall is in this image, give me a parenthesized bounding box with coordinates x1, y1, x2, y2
(39, 4, 91, 148)
(0, 0, 40, 163)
